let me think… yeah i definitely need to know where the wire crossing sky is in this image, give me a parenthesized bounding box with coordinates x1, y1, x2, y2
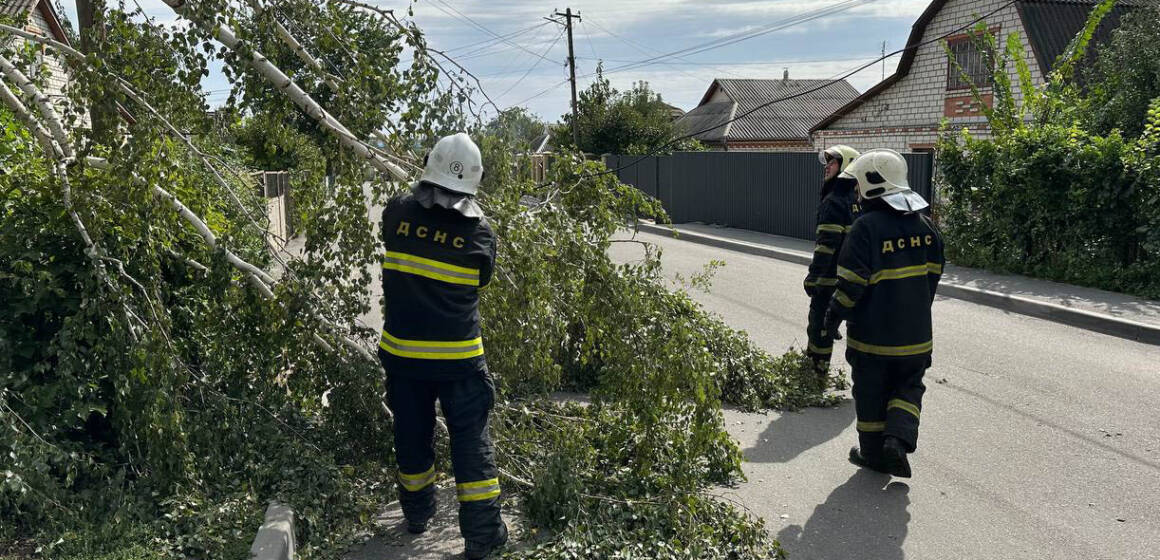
(62, 0, 934, 122)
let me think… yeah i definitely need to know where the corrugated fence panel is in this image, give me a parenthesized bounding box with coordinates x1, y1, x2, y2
(610, 151, 934, 241)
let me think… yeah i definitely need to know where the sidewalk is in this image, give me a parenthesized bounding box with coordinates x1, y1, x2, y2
(636, 221, 1160, 345)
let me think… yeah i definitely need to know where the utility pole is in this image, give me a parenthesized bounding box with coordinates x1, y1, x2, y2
(881, 41, 887, 81)
(553, 8, 582, 147)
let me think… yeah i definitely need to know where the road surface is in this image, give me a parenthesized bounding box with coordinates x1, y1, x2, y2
(610, 230, 1160, 560)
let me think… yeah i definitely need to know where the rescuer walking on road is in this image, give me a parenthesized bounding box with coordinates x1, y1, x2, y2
(804, 145, 862, 378)
(379, 133, 506, 558)
(823, 148, 944, 478)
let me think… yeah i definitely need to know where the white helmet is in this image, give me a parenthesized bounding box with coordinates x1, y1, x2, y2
(844, 148, 929, 212)
(818, 145, 861, 178)
(419, 133, 484, 196)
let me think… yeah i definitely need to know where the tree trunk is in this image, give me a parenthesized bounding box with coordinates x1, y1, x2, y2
(76, 0, 117, 144)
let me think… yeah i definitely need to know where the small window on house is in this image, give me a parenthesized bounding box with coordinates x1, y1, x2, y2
(946, 36, 993, 90)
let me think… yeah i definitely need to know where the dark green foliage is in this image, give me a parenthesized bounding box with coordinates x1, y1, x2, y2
(1, 3, 835, 558)
(554, 65, 704, 155)
(1081, 3, 1160, 138)
(484, 108, 548, 152)
(937, 1, 1160, 299)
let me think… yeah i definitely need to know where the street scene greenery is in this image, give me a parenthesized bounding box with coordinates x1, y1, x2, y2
(0, 1, 834, 558)
(937, 1, 1160, 298)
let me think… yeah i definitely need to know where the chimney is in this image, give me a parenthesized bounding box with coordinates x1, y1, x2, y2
(783, 67, 789, 81)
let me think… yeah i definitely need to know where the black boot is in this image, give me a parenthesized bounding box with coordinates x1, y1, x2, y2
(848, 446, 890, 475)
(465, 520, 508, 559)
(881, 436, 912, 478)
(406, 519, 428, 534)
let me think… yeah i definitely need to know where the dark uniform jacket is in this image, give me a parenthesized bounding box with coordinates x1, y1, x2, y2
(379, 192, 496, 379)
(805, 177, 861, 296)
(828, 203, 945, 358)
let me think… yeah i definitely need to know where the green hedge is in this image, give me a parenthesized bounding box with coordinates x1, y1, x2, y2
(937, 109, 1160, 299)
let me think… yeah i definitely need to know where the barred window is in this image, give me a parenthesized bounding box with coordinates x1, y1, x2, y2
(946, 37, 993, 90)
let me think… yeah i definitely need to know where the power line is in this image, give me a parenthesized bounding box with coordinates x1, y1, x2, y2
(454, 22, 551, 62)
(593, 0, 870, 78)
(574, 54, 882, 67)
(578, 19, 600, 63)
(427, 0, 559, 64)
(508, 77, 570, 108)
(443, 21, 551, 53)
(581, 0, 1020, 182)
(473, 22, 551, 80)
(497, 29, 565, 99)
(585, 15, 745, 80)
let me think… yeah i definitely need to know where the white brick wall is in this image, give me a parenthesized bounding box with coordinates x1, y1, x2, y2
(814, 0, 1045, 151)
(23, 7, 70, 101)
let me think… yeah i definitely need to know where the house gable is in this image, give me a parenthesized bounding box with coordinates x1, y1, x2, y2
(812, 0, 1044, 151)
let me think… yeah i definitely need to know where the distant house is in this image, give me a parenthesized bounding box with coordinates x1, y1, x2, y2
(811, 0, 1134, 153)
(676, 74, 858, 151)
(1, 0, 73, 101)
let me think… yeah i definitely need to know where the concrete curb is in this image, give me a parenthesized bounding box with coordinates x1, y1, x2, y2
(250, 503, 295, 560)
(636, 222, 1160, 346)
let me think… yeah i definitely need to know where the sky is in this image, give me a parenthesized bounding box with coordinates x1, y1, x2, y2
(59, 0, 935, 123)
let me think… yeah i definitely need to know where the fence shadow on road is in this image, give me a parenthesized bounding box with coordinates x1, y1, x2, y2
(743, 400, 856, 463)
(777, 470, 910, 560)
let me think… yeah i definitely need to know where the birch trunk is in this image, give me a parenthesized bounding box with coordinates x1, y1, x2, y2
(0, 53, 73, 159)
(159, 0, 409, 181)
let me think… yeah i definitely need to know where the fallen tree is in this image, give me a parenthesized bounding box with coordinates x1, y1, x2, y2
(0, 3, 837, 558)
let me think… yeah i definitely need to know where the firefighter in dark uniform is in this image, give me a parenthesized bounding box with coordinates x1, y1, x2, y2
(804, 145, 862, 377)
(823, 148, 944, 479)
(379, 133, 506, 558)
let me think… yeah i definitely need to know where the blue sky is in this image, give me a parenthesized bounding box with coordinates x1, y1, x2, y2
(61, 0, 933, 123)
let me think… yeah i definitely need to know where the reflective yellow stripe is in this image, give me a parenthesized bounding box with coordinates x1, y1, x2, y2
(835, 290, 855, 308)
(807, 342, 832, 355)
(383, 251, 480, 286)
(837, 266, 868, 286)
(814, 244, 835, 255)
(384, 262, 480, 286)
(888, 399, 921, 419)
(847, 337, 933, 357)
(457, 478, 500, 502)
(805, 278, 837, 288)
(398, 465, 436, 492)
(868, 262, 943, 285)
(817, 223, 848, 234)
(857, 421, 886, 432)
(379, 331, 485, 360)
(385, 251, 478, 275)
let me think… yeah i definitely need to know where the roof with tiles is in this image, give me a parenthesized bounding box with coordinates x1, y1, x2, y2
(678, 78, 858, 143)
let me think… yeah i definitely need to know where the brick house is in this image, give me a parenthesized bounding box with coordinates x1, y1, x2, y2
(677, 74, 858, 151)
(811, 0, 1133, 153)
(1, 0, 73, 102)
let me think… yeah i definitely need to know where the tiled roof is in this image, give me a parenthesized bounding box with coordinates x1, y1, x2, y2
(1016, 0, 1135, 75)
(813, 0, 1139, 132)
(0, 0, 39, 20)
(675, 100, 733, 142)
(678, 79, 858, 143)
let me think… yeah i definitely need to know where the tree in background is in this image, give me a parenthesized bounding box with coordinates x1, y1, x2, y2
(936, 0, 1160, 299)
(554, 64, 703, 155)
(1081, 2, 1160, 138)
(483, 107, 547, 152)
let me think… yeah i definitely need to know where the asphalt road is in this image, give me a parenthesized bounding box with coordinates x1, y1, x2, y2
(609, 230, 1160, 560)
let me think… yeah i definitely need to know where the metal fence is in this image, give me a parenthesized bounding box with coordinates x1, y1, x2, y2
(604, 151, 933, 241)
(253, 171, 294, 244)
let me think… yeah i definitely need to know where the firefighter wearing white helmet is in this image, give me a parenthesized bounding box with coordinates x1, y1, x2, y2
(822, 148, 945, 479)
(379, 132, 507, 558)
(804, 145, 862, 378)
